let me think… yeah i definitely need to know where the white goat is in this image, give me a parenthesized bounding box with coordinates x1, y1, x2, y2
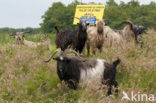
(103, 26, 123, 47)
(114, 20, 145, 43)
(12, 32, 50, 50)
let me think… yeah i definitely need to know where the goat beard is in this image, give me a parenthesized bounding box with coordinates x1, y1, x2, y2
(97, 28, 103, 34)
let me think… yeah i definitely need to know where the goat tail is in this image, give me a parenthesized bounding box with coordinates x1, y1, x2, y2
(113, 58, 121, 68)
(54, 26, 59, 33)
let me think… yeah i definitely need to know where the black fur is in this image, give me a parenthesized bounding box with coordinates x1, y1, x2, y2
(113, 58, 121, 68)
(53, 56, 120, 96)
(55, 21, 89, 53)
(54, 26, 59, 33)
(54, 57, 84, 89)
(103, 59, 120, 95)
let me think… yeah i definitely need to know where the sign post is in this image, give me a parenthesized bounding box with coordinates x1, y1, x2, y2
(73, 5, 105, 24)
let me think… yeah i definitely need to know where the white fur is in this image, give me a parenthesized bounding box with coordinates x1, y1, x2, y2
(80, 59, 106, 84)
(23, 39, 39, 47)
(16, 36, 50, 50)
(60, 56, 64, 60)
(103, 26, 123, 47)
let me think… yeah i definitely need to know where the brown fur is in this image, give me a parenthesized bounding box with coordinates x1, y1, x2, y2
(86, 20, 105, 56)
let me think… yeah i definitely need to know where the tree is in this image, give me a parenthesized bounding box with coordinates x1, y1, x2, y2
(40, 1, 79, 33)
(106, 0, 118, 7)
(40, 0, 156, 33)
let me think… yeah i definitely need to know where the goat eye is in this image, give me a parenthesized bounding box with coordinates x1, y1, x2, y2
(59, 69, 63, 72)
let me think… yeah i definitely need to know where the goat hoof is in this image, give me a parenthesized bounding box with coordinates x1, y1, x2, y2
(115, 89, 118, 93)
(107, 91, 112, 96)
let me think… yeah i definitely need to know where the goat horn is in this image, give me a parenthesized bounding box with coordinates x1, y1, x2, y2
(96, 19, 100, 21)
(120, 20, 135, 30)
(17, 31, 31, 35)
(74, 17, 80, 20)
(63, 49, 81, 57)
(44, 48, 62, 62)
(96, 19, 107, 22)
(23, 31, 31, 33)
(21, 31, 31, 34)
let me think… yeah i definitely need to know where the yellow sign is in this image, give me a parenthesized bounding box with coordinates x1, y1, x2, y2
(73, 5, 105, 24)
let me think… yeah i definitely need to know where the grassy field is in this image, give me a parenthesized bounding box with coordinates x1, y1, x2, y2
(0, 30, 156, 103)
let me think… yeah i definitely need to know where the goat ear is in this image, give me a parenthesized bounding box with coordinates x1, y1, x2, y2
(87, 23, 90, 26)
(53, 57, 60, 61)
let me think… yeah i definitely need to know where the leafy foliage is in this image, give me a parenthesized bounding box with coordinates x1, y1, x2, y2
(41, 0, 156, 33)
(40, 2, 78, 33)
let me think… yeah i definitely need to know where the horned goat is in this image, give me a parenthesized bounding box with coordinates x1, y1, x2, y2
(86, 20, 105, 56)
(11, 32, 50, 50)
(45, 48, 120, 96)
(115, 20, 145, 43)
(55, 17, 90, 53)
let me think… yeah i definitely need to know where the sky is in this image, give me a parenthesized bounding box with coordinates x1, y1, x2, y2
(0, 0, 155, 28)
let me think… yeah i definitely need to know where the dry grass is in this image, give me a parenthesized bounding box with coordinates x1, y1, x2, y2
(0, 30, 156, 103)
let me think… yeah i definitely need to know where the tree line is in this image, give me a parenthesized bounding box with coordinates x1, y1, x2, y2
(0, 0, 156, 34)
(0, 27, 40, 34)
(40, 0, 156, 33)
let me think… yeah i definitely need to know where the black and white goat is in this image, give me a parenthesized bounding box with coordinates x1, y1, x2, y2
(45, 48, 120, 95)
(55, 17, 90, 53)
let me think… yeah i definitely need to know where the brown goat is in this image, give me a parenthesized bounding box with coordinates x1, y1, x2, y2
(86, 20, 105, 56)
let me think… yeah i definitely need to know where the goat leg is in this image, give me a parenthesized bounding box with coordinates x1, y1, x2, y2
(67, 79, 78, 90)
(92, 48, 96, 55)
(107, 85, 112, 96)
(86, 43, 90, 56)
(114, 81, 118, 94)
(102, 79, 112, 96)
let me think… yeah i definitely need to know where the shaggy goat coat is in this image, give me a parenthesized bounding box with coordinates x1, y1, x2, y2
(86, 20, 105, 55)
(87, 27, 104, 53)
(115, 20, 145, 43)
(120, 25, 135, 42)
(103, 26, 123, 47)
(15, 35, 50, 50)
(54, 56, 120, 95)
(55, 19, 89, 53)
(55, 29, 87, 53)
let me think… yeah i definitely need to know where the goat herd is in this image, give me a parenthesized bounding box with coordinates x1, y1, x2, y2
(10, 17, 145, 96)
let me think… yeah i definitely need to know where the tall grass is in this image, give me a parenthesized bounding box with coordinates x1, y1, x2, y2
(0, 30, 156, 102)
